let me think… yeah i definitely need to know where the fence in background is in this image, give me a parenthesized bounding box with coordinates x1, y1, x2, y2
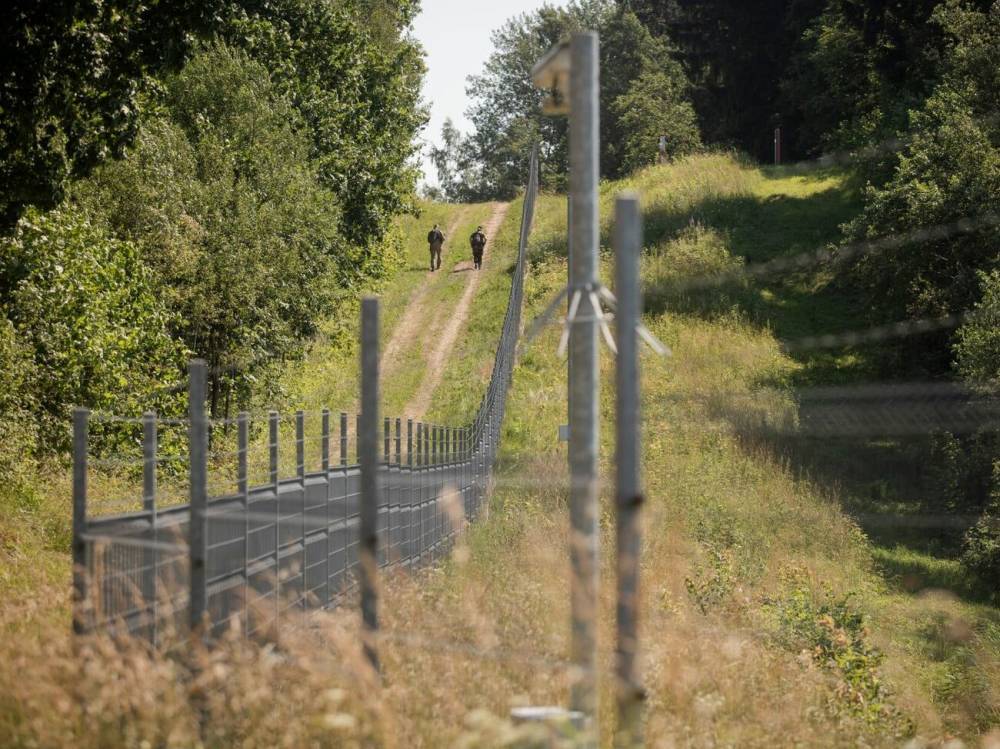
(72, 147, 539, 641)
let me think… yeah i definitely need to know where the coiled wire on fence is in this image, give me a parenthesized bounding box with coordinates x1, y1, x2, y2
(71, 146, 540, 642)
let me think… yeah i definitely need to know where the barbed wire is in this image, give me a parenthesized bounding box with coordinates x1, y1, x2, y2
(778, 313, 966, 353)
(669, 212, 999, 293)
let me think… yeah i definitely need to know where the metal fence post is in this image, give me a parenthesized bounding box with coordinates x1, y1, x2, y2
(238, 412, 250, 630)
(269, 410, 280, 627)
(322, 409, 331, 606)
(142, 411, 158, 642)
(407, 418, 414, 565)
(359, 298, 381, 673)
(395, 418, 402, 562)
(340, 412, 348, 467)
(614, 194, 645, 747)
(416, 422, 423, 563)
(296, 410, 306, 607)
(72, 407, 90, 636)
(188, 360, 209, 635)
(356, 414, 362, 464)
(568, 30, 601, 723)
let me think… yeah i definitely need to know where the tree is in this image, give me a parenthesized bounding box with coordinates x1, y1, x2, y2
(0, 0, 226, 231)
(624, 0, 825, 159)
(613, 67, 701, 173)
(430, 119, 478, 202)
(223, 0, 427, 254)
(845, 1, 999, 354)
(460, 1, 699, 199)
(78, 44, 344, 416)
(779, 0, 992, 157)
(0, 205, 185, 447)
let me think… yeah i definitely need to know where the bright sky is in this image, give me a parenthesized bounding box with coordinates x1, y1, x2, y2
(411, 0, 566, 187)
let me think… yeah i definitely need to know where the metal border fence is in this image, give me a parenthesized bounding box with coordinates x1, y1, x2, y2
(72, 146, 540, 642)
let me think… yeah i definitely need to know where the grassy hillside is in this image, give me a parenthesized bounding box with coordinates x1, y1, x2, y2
(370, 154, 1000, 744)
(2, 155, 997, 747)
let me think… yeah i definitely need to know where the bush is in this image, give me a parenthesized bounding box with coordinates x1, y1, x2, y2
(79, 43, 345, 415)
(961, 503, 1000, 597)
(0, 205, 184, 450)
(613, 67, 701, 174)
(844, 3, 999, 348)
(0, 316, 37, 496)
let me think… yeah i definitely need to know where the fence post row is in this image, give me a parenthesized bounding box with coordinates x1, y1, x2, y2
(71, 144, 540, 644)
(614, 194, 645, 747)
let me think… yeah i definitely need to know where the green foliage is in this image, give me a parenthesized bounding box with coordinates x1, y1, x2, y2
(844, 2, 999, 365)
(78, 43, 344, 415)
(956, 272, 1000, 390)
(770, 587, 905, 728)
(960, 502, 1000, 596)
(222, 0, 427, 251)
(612, 67, 701, 173)
(451, 2, 699, 199)
(0, 205, 184, 449)
(0, 317, 37, 498)
(627, 0, 827, 160)
(0, 0, 226, 230)
(781, 0, 968, 157)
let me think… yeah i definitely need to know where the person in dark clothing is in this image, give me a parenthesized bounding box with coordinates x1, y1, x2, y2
(469, 225, 487, 270)
(427, 224, 445, 271)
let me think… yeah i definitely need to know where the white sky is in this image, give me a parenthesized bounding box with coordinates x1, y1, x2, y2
(411, 0, 566, 186)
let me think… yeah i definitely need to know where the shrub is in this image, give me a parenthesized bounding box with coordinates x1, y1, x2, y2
(79, 43, 345, 415)
(613, 67, 701, 174)
(961, 503, 1000, 597)
(0, 316, 37, 498)
(0, 205, 185, 450)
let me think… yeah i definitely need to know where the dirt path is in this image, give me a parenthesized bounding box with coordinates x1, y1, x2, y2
(404, 202, 510, 419)
(380, 208, 469, 385)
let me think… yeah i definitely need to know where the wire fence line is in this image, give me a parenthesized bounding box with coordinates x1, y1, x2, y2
(71, 146, 540, 643)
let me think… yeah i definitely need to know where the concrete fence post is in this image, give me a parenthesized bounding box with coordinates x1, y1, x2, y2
(72, 407, 90, 635)
(568, 31, 601, 725)
(237, 411, 250, 629)
(269, 410, 280, 627)
(322, 409, 331, 607)
(188, 360, 209, 635)
(359, 298, 381, 673)
(142, 410, 158, 640)
(614, 194, 645, 747)
(296, 410, 306, 608)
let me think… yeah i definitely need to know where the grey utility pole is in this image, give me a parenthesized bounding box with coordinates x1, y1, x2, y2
(567, 31, 601, 721)
(531, 29, 601, 735)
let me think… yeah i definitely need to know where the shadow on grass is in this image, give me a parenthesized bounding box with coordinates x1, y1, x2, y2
(643, 167, 998, 606)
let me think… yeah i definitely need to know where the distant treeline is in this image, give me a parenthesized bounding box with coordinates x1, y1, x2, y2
(0, 0, 427, 478)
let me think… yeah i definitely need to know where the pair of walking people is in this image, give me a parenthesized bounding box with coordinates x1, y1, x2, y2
(426, 224, 488, 271)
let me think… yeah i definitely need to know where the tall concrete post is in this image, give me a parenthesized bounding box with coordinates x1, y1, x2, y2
(568, 30, 600, 721)
(614, 194, 645, 747)
(359, 298, 381, 673)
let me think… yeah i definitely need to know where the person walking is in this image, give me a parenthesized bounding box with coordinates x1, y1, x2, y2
(427, 223, 445, 271)
(469, 225, 487, 270)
